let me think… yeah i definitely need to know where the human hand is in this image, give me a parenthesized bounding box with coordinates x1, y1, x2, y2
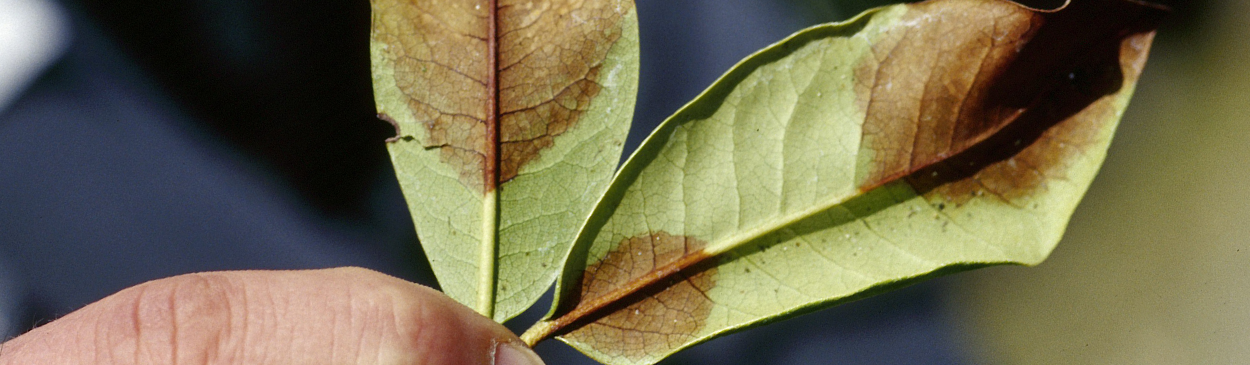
(0, 267, 544, 365)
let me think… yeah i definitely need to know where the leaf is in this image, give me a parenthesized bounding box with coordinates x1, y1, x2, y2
(370, 0, 639, 321)
(521, 0, 1166, 363)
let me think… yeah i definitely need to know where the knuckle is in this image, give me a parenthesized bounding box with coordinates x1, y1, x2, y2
(121, 273, 240, 363)
(163, 273, 237, 329)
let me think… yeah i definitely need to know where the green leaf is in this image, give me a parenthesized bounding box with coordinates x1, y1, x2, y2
(370, 0, 640, 322)
(522, 0, 1166, 363)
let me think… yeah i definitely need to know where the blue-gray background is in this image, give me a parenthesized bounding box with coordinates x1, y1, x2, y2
(0, 0, 1213, 363)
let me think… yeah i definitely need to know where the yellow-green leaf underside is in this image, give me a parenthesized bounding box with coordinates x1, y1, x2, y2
(370, 0, 640, 322)
(525, 0, 1166, 363)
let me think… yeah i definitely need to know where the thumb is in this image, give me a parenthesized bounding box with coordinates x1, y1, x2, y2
(0, 267, 545, 365)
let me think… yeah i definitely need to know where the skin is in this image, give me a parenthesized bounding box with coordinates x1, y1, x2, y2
(0, 267, 543, 365)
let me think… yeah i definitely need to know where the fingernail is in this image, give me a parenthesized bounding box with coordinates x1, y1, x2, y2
(494, 341, 545, 365)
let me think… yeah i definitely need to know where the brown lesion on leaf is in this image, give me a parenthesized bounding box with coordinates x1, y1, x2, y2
(372, 0, 631, 192)
(527, 232, 718, 361)
(856, 0, 1041, 188)
(563, 268, 717, 362)
(918, 30, 1159, 207)
(853, 0, 1166, 205)
(579, 232, 709, 303)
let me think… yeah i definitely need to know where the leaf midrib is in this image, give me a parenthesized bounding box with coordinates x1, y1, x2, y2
(477, 0, 502, 318)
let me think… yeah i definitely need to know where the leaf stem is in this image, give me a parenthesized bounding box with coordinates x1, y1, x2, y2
(520, 320, 555, 347)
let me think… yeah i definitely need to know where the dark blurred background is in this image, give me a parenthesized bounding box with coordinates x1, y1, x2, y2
(0, 0, 1235, 363)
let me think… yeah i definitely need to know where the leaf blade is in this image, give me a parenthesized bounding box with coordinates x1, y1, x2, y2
(370, 0, 640, 322)
(526, 0, 1166, 363)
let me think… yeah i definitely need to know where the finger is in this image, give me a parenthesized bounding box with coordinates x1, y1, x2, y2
(0, 267, 545, 365)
